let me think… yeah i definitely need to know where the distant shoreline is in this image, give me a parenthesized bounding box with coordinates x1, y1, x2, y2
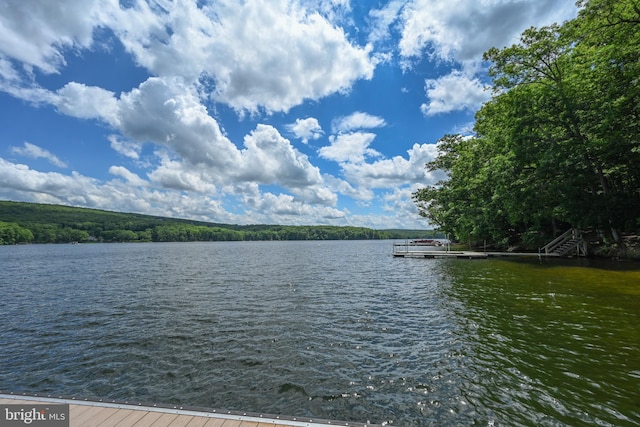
(0, 200, 441, 245)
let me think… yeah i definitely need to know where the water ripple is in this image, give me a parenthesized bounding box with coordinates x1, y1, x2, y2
(1, 242, 639, 426)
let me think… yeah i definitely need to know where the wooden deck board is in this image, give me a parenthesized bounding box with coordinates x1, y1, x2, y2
(97, 409, 140, 426)
(70, 406, 113, 426)
(136, 411, 176, 427)
(0, 394, 378, 427)
(220, 421, 248, 427)
(113, 409, 152, 426)
(182, 416, 212, 427)
(164, 414, 195, 427)
(70, 403, 96, 418)
(201, 417, 226, 427)
(130, 410, 165, 427)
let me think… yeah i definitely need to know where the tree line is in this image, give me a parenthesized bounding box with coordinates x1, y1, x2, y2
(413, 0, 640, 249)
(0, 201, 438, 244)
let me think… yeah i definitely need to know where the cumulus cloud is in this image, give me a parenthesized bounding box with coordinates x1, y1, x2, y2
(108, 165, 147, 187)
(315, 142, 442, 226)
(242, 191, 346, 223)
(0, 0, 110, 74)
(331, 111, 386, 133)
(341, 143, 442, 188)
(117, 77, 242, 171)
(0, 156, 345, 226)
(379, 186, 427, 224)
(421, 70, 491, 116)
(11, 142, 67, 168)
(290, 184, 338, 206)
(4, 72, 338, 208)
(55, 82, 120, 126)
(319, 132, 381, 164)
(320, 112, 387, 165)
(0, 0, 375, 115)
(239, 124, 324, 189)
(202, 0, 374, 113)
(397, 0, 577, 64)
(110, 0, 376, 113)
(0, 157, 106, 207)
(286, 117, 324, 143)
(147, 154, 219, 194)
(43, 75, 336, 204)
(384, 0, 577, 116)
(323, 174, 374, 202)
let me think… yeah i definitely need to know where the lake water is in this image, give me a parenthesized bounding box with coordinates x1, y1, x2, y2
(1, 241, 639, 426)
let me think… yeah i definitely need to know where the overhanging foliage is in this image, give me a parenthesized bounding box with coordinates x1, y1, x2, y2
(414, 0, 640, 248)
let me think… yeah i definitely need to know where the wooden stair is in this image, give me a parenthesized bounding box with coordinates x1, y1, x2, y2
(540, 228, 587, 257)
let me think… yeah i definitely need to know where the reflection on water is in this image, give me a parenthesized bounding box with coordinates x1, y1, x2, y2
(439, 259, 640, 426)
(0, 242, 639, 426)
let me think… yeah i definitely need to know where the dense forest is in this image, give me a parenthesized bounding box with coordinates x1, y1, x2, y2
(0, 201, 438, 244)
(414, 0, 640, 250)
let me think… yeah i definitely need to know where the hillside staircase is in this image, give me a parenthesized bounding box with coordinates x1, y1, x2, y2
(539, 228, 587, 257)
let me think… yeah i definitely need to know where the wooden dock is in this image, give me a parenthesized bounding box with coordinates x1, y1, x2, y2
(393, 250, 488, 259)
(393, 229, 586, 259)
(393, 250, 558, 259)
(0, 393, 378, 427)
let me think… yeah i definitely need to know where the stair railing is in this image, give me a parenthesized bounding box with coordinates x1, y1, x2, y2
(539, 228, 577, 256)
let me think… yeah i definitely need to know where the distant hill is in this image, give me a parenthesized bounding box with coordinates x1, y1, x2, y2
(0, 201, 439, 244)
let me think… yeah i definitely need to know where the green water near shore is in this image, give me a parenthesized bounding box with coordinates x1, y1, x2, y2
(438, 258, 640, 426)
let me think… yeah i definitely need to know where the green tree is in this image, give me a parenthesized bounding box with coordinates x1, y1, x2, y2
(0, 221, 34, 244)
(414, 0, 640, 247)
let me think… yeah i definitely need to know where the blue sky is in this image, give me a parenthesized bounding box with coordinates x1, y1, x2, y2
(0, 0, 578, 229)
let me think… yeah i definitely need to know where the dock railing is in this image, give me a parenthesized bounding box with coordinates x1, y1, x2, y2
(392, 239, 449, 257)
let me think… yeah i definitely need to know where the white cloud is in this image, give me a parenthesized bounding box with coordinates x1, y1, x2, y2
(397, 0, 577, 64)
(146, 154, 218, 193)
(286, 117, 324, 143)
(17, 74, 335, 203)
(108, 135, 142, 160)
(238, 124, 325, 189)
(303, 0, 352, 24)
(323, 174, 375, 202)
(0, 0, 111, 74)
(421, 70, 491, 116)
(0, 71, 59, 107)
(379, 186, 427, 222)
(45, 76, 335, 202)
(0, 156, 344, 226)
(111, 0, 375, 113)
(108, 165, 147, 187)
(341, 143, 442, 188)
(55, 82, 120, 126)
(201, 0, 374, 113)
(242, 191, 346, 223)
(117, 77, 242, 171)
(0, 57, 22, 85)
(368, 0, 405, 45)
(331, 111, 386, 133)
(11, 142, 67, 168)
(290, 184, 338, 206)
(0, 0, 375, 114)
(391, 0, 576, 116)
(0, 157, 104, 206)
(319, 132, 381, 164)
